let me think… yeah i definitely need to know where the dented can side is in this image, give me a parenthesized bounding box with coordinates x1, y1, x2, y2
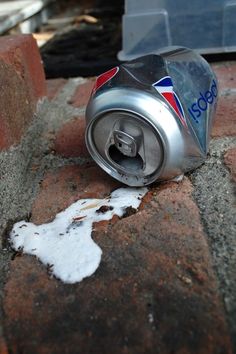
(85, 47, 218, 187)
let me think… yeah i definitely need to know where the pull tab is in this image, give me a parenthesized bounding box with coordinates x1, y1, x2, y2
(113, 130, 140, 157)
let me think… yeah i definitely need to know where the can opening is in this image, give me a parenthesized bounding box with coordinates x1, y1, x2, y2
(108, 145, 143, 171)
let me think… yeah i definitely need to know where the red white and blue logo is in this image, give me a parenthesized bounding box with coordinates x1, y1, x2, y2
(153, 76, 187, 128)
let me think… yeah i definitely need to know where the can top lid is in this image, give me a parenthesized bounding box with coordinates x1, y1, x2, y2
(86, 110, 164, 186)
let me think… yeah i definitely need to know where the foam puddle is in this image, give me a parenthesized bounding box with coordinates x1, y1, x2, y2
(10, 187, 148, 284)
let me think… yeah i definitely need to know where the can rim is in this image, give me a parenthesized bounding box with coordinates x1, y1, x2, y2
(85, 108, 166, 186)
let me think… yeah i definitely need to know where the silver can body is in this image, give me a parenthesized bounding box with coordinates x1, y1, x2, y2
(85, 47, 218, 187)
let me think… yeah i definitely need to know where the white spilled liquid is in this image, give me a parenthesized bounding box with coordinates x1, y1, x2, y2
(10, 187, 148, 284)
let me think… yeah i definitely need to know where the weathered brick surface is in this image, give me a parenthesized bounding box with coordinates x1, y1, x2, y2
(0, 35, 46, 103)
(0, 60, 36, 150)
(0, 35, 46, 150)
(2, 57, 235, 354)
(31, 164, 121, 224)
(0, 337, 8, 354)
(53, 116, 89, 158)
(224, 148, 236, 183)
(212, 94, 236, 137)
(211, 62, 236, 138)
(3, 178, 232, 354)
(68, 79, 95, 108)
(46, 78, 67, 100)
(212, 62, 236, 91)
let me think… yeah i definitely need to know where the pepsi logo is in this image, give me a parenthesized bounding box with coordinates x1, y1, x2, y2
(188, 80, 217, 123)
(153, 76, 187, 128)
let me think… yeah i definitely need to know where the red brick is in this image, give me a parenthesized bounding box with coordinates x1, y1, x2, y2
(0, 35, 46, 102)
(46, 78, 67, 100)
(211, 63, 236, 138)
(31, 164, 121, 224)
(212, 62, 236, 91)
(0, 35, 46, 150)
(68, 79, 95, 108)
(0, 60, 34, 149)
(0, 337, 8, 354)
(224, 148, 236, 183)
(212, 94, 236, 137)
(3, 179, 232, 354)
(53, 116, 89, 158)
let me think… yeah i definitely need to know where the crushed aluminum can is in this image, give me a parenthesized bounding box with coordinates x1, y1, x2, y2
(85, 47, 218, 187)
